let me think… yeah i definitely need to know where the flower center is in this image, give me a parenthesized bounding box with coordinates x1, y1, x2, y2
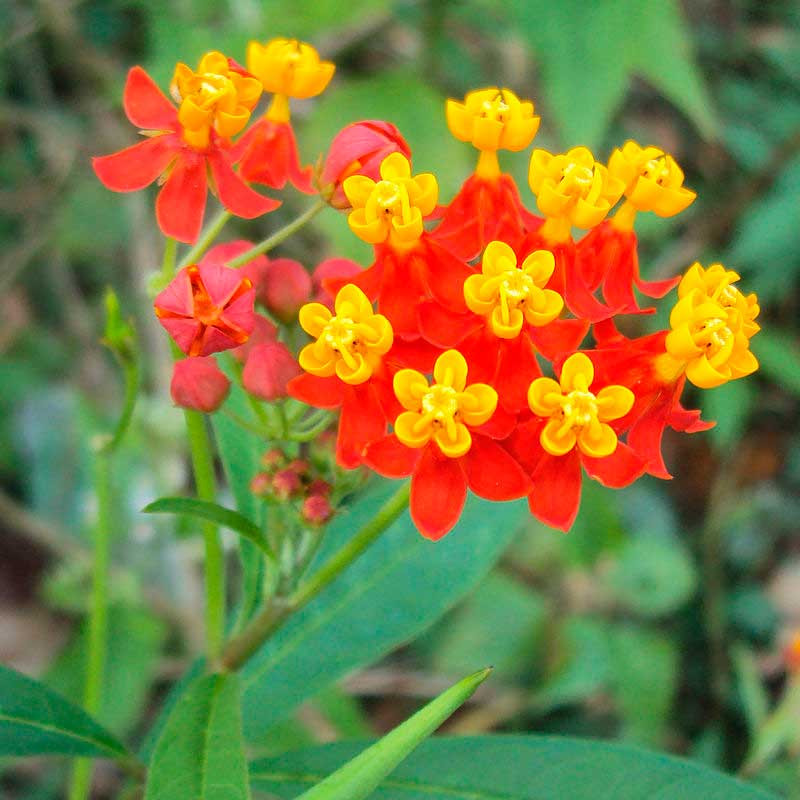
(694, 317, 732, 357)
(642, 154, 671, 184)
(480, 94, 510, 123)
(559, 162, 594, 195)
(559, 389, 600, 433)
(421, 384, 459, 423)
(374, 180, 403, 215)
(499, 269, 534, 308)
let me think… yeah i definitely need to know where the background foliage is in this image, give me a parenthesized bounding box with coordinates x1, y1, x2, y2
(0, 0, 799, 797)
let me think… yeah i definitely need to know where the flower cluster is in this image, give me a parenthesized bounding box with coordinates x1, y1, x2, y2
(95, 42, 761, 541)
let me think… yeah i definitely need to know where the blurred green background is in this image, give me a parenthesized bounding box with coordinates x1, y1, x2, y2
(1, 0, 799, 797)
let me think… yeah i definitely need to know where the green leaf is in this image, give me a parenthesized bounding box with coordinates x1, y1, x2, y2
(294, 669, 491, 800)
(609, 625, 678, 746)
(251, 735, 777, 799)
(512, 0, 716, 148)
(144, 672, 250, 800)
(732, 643, 769, 738)
(46, 604, 166, 737)
(424, 573, 546, 681)
(0, 664, 128, 760)
(604, 537, 697, 618)
(213, 360, 267, 624)
(751, 329, 800, 399)
(143, 497, 274, 560)
(241, 487, 526, 739)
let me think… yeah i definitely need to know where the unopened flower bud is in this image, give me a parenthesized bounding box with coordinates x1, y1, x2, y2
(262, 258, 312, 322)
(320, 121, 411, 209)
(312, 258, 362, 309)
(200, 240, 270, 296)
(307, 478, 332, 498)
(272, 468, 302, 500)
(232, 313, 279, 363)
(261, 448, 286, 471)
(242, 341, 301, 401)
(170, 356, 230, 412)
(286, 458, 310, 477)
(301, 493, 334, 526)
(250, 471, 273, 496)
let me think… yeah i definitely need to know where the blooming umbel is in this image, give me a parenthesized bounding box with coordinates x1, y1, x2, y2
(93, 53, 279, 243)
(94, 45, 763, 542)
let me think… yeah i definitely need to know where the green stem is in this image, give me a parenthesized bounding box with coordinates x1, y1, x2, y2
(67, 451, 113, 800)
(184, 409, 226, 661)
(178, 209, 232, 268)
(219, 481, 410, 671)
(226, 199, 327, 268)
(161, 237, 177, 281)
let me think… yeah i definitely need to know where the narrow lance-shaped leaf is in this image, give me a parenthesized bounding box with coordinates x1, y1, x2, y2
(252, 735, 779, 800)
(0, 663, 130, 761)
(295, 668, 491, 800)
(143, 496, 275, 560)
(144, 672, 250, 800)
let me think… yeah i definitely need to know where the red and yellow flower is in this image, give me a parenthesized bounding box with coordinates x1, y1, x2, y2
(506, 352, 645, 530)
(522, 146, 625, 320)
(577, 141, 697, 314)
(433, 88, 542, 259)
(289, 284, 396, 468)
(234, 38, 334, 192)
(93, 53, 279, 243)
(326, 153, 473, 339)
(364, 350, 531, 539)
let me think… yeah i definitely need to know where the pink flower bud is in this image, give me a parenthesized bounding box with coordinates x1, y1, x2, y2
(311, 258, 363, 309)
(302, 494, 334, 526)
(321, 121, 411, 209)
(287, 458, 310, 477)
(170, 356, 230, 412)
(272, 468, 302, 501)
(242, 341, 301, 402)
(250, 472, 273, 496)
(261, 448, 286, 471)
(261, 258, 312, 322)
(307, 478, 332, 498)
(232, 313, 279, 363)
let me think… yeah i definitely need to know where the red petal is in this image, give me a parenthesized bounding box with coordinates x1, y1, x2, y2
(495, 334, 542, 413)
(417, 301, 476, 348)
(581, 442, 646, 488)
(336, 383, 388, 469)
(529, 318, 589, 361)
(529, 449, 582, 532)
(323, 261, 383, 303)
(92, 135, 178, 192)
(504, 417, 548, 475)
(669, 401, 715, 433)
(378, 253, 426, 339)
(634, 272, 681, 300)
(627, 390, 677, 480)
(123, 66, 177, 130)
(465, 435, 531, 500)
(235, 119, 315, 193)
(422, 238, 474, 313)
(287, 373, 345, 409)
(410, 446, 468, 540)
(476, 402, 517, 440)
(208, 150, 281, 219)
(155, 155, 208, 244)
(363, 434, 420, 478)
(386, 337, 442, 373)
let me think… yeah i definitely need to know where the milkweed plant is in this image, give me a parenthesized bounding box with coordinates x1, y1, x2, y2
(2, 36, 773, 800)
